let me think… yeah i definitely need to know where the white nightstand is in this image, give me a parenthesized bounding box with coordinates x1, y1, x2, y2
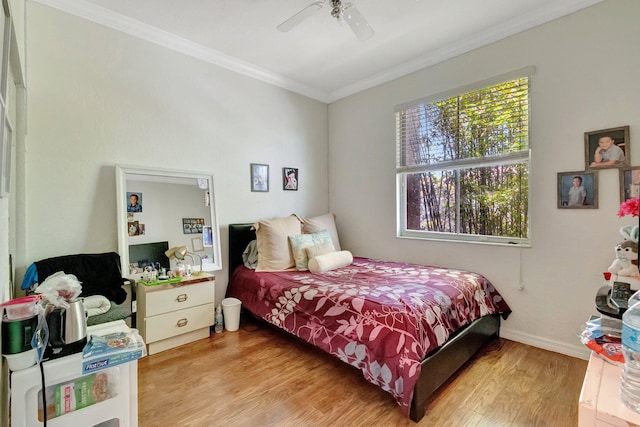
(136, 273, 215, 355)
(579, 352, 640, 426)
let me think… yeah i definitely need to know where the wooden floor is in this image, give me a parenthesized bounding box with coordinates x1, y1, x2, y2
(138, 316, 587, 427)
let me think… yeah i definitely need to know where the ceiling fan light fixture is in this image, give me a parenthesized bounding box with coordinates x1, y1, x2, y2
(277, 0, 374, 41)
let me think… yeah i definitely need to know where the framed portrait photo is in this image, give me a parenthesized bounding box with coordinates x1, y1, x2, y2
(557, 171, 598, 209)
(283, 167, 298, 191)
(620, 166, 640, 203)
(251, 163, 269, 192)
(585, 125, 630, 170)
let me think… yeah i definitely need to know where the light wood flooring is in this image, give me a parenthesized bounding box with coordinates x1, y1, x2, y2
(138, 316, 587, 427)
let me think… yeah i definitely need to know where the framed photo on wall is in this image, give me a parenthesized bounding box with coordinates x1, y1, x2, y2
(251, 163, 269, 192)
(283, 167, 298, 191)
(620, 166, 640, 203)
(585, 125, 630, 170)
(557, 171, 598, 209)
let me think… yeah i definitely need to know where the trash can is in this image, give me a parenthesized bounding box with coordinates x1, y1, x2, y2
(221, 297, 242, 332)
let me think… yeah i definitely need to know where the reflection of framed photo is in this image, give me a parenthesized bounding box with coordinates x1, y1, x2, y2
(283, 167, 298, 191)
(585, 125, 630, 170)
(128, 220, 140, 236)
(251, 163, 269, 192)
(203, 225, 213, 247)
(126, 192, 143, 213)
(182, 218, 204, 234)
(620, 166, 640, 203)
(557, 171, 598, 209)
(192, 237, 204, 252)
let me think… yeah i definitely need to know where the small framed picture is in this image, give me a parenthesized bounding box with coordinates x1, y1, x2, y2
(283, 167, 298, 191)
(585, 125, 630, 170)
(557, 171, 598, 209)
(251, 163, 269, 192)
(620, 166, 640, 203)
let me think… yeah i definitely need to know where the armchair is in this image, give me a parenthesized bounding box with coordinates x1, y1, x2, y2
(21, 252, 133, 326)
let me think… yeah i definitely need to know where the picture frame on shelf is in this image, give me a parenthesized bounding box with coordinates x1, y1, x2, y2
(557, 171, 598, 209)
(585, 125, 630, 170)
(620, 166, 640, 203)
(283, 167, 298, 191)
(251, 163, 269, 192)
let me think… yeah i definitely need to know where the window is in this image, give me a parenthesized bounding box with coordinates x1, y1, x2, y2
(395, 67, 533, 245)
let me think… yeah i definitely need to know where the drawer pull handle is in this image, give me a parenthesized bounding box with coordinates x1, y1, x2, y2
(176, 294, 188, 302)
(177, 318, 188, 327)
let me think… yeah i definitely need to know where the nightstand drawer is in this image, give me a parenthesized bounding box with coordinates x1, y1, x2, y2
(144, 303, 215, 343)
(145, 281, 214, 316)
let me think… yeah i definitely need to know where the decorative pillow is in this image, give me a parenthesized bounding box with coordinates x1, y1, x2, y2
(305, 241, 335, 259)
(298, 213, 341, 251)
(308, 250, 353, 273)
(254, 215, 301, 272)
(289, 230, 334, 270)
(242, 240, 258, 269)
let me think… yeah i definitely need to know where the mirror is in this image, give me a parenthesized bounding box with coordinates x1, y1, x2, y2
(115, 165, 222, 278)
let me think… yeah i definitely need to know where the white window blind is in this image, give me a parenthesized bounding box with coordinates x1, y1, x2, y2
(395, 67, 534, 244)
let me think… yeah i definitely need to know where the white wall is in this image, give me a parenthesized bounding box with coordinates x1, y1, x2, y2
(24, 3, 329, 304)
(328, 0, 640, 359)
(25, 0, 640, 359)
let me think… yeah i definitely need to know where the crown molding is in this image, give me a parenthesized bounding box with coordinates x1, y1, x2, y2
(32, 0, 332, 103)
(34, 0, 603, 104)
(327, 0, 604, 102)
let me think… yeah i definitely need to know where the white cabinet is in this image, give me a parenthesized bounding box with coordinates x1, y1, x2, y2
(136, 274, 215, 355)
(10, 321, 139, 427)
(579, 352, 640, 426)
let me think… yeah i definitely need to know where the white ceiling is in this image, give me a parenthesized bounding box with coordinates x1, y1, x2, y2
(36, 0, 603, 102)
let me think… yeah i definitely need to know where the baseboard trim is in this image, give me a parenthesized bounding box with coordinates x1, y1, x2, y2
(500, 328, 590, 360)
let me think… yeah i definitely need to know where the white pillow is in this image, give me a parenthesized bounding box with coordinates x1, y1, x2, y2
(305, 241, 335, 259)
(254, 215, 301, 272)
(308, 250, 353, 273)
(298, 213, 341, 251)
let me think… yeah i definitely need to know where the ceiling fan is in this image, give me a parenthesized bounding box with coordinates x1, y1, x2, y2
(277, 0, 375, 41)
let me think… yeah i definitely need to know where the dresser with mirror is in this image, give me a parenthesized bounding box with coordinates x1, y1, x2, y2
(115, 165, 222, 354)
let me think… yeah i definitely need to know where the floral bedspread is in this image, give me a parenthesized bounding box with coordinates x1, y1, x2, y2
(227, 257, 511, 415)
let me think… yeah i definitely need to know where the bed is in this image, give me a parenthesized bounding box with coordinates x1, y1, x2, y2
(226, 222, 511, 421)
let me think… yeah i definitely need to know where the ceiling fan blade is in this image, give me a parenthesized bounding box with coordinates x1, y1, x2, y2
(342, 3, 374, 41)
(277, 1, 326, 32)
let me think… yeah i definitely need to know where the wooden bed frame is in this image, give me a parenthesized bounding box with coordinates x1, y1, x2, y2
(227, 223, 501, 421)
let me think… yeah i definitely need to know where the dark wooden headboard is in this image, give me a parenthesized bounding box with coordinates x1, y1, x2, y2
(228, 223, 256, 279)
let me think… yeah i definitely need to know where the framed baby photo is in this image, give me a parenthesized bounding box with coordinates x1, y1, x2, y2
(585, 125, 630, 170)
(557, 171, 598, 209)
(251, 163, 269, 192)
(620, 166, 640, 203)
(283, 167, 298, 191)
